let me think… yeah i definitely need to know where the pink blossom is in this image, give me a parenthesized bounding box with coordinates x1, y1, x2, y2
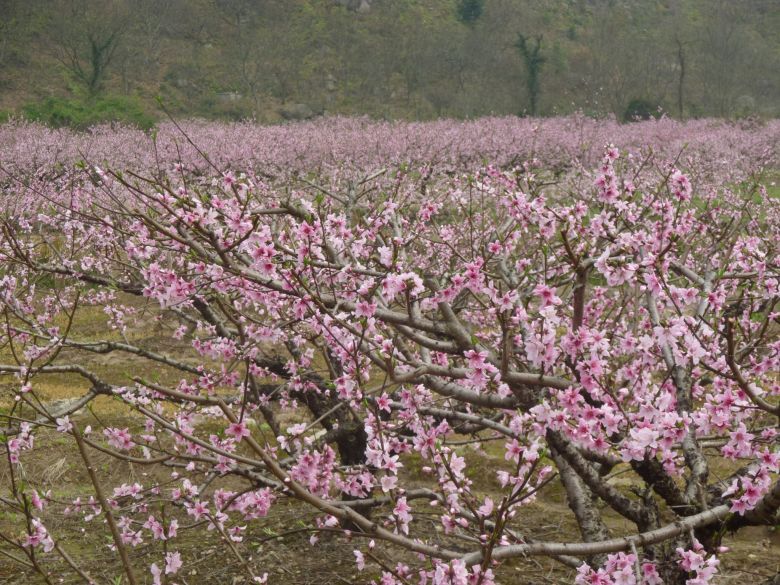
(165, 551, 183, 575)
(55, 416, 73, 433)
(225, 422, 251, 440)
(150, 563, 162, 585)
(354, 549, 365, 571)
(355, 300, 377, 318)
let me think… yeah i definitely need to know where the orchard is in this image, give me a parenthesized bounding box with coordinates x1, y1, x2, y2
(0, 116, 778, 584)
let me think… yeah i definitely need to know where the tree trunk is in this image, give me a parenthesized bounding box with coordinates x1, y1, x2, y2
(676, 38, 686, 119)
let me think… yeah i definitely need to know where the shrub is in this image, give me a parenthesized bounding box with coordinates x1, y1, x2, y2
(21, 94, 155, 130)
(456, 0, 484, 25)
(623, 98, 661, 122)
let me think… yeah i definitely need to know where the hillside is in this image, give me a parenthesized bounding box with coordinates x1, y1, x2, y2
(1, 0, 779, 125)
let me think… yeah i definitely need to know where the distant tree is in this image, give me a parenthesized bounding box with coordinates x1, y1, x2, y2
(695, 0, 766, 117)
(0, 0, 28, 91)
(213, 0, 263, 106)
(0, 1, 12, 70)
(666, 1, 763, 117)
(515, 33, 545, 116)
(122, 0, 178, 82)
(675, 36, 686, 118)
(47, 0, 127, 95)
(663, 0, 692, 119)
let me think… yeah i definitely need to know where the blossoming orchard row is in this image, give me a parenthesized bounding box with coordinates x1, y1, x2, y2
(0, 119, 778, 584)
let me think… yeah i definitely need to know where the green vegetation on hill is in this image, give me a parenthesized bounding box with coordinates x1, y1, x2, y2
(21, 95, 155, 130)
(0, 0, 778, 126)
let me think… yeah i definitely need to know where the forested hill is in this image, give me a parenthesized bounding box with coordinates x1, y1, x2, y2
(1, 0, 779, 126)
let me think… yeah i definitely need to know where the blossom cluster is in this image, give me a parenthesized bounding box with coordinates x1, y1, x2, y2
(0, 124, 777, 584)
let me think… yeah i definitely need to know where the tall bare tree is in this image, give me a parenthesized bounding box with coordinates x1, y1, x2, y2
(47, 0, 128, 95)
(515, 33, 545, 115)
